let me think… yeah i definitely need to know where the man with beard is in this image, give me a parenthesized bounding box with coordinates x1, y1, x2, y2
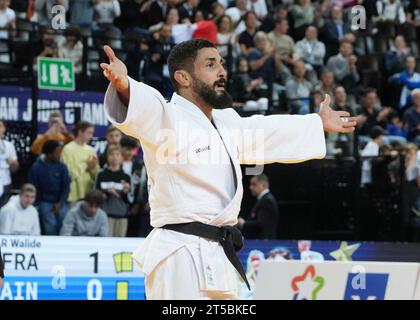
(100, 39, 356, 299)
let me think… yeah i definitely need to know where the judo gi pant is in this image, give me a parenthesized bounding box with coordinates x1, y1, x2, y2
(145, 246, 239, 300)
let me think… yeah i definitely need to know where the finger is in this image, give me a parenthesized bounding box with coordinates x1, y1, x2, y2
(337, 111, 351, 117)
(100, 63, 110, 71)
(342, 120, 357, 128)
(320, 94, 331, 107)
(103, 45, 117, 63)
(340, 127, 355, 133)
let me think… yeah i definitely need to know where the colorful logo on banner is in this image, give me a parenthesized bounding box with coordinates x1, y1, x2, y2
(291, 265, 325, 300)
(343, 273, 389, 300)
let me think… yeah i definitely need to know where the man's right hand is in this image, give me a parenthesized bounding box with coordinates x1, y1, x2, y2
(100, 45, 130, 104)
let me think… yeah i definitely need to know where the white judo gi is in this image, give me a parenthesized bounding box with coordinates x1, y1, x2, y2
(104, 77, 326, 299)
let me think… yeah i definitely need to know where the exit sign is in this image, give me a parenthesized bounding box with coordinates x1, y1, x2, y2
(37, 57, 75, 91)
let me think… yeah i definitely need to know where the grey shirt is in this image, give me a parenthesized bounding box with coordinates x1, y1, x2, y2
(60, 201, 108, 237)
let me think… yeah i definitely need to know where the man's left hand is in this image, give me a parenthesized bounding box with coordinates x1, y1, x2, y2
(319, 94, 357, 133)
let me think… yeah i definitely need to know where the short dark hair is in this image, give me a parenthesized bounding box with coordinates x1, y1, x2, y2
(243, 11, 257, 22)
(72, 120, 93, 136)
(275, 17, 287, 25)
(167, 39, 217, 91)
(106, 126, 119, 135)
(361, 87, 377, 97)
(120, 136, 139, 150)
(252, 174, 270, 186)
(42, 140, 63, 155)
(84, 190, 104, 206)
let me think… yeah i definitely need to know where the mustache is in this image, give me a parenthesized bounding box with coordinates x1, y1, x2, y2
(213, 78, 227, 87)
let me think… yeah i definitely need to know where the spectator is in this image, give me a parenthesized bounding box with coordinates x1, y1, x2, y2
(406, 0, 420, 42)
(238, 11, 259, 55)
(246, 0, 268, 21)
(356, 88, 381, 137)
(178, 0, 199, 22)
(267, 17, 295, 65)
(125, 37, 150, 81)
(389, 55, 420, 109)
(0, 120, 19, 207)
(0, 0, 16, 40)
(59, 189, 108, 236)
(386, 110, 407, 143)
(237, 174, 279, 240)
(334, 85, 354, 114)
(326, 40, 360, 94)
(33, 0, 69, 25)
(361, 126, 387, 186)
(225, 0, 248, 30)
(58, 26, 83, 75)
(285, 60, 313, 113)
(146, 0, 169, 27)
(61, 120, 99, 204)
(247, 31, 275, 80)
(294, 25, 326, 72)
(0, 184, 40, 235)
(314, 69, 336, 101)
(98, 126, 122, 167)
(145, 24, 175, 98)
(69, 0, 94, 30)
(289, 0, 315, 41)
(30, 111, 73, 156)
(216, 14, 236, 60)
(28, 140, 70, 235)
(321, 4, 351, 58)
(93, 0, 122, 46)
(260, 4, 289, 33)
(95, 145, 131, 237)
(403, 89, 420, 144)
(32, 27, 58, 65)
(211, 1, 225, 21)
(384, 35, 411, 75)
(376, 0, 406, 25)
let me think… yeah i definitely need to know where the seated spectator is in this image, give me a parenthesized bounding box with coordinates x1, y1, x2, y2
(58, 26, 83, 75)
(0, 120, 19, 207)
(406, 0, 420, 42)
(93, 0, 122, 47)
(145, 0, 169, 27)
(247, 31, 275, 80)
(361, 126, 387, 186)
(69, 0, 94, 30)
(294, 25, 326, 73)
(95, 145, 130, 237)
(314, 69, 336, 101)
(267, 17, 295, 66)
(125, 37, 150, 82)
(216, 15, 237, 60)
(403, 89, 420, 145)
(238, 11, 259, 55)
(61, 120, 99, 204)
(384, 35, 411, 76)
(98, 126, 122, 167)
(30, 111, 73, 155)
(0, 0, 16, 40)
(0, 184, 40, 235)
(389, 55, 420, 109)
(237, 174, 278, 240)
(384, 110, 407, 145)
(211, 1, 225, 21)
(225, 0, 248, 34)
(246, 0, 268, 21)
(326, 40, 359, 94)
(230, 57, 269, 112)
(285, 60, 313, 113)
(28, 140, 70, 235)
(289, 0, 315, 41)
(178, 0, 199, 22)
(321, 4, 351, 58)
(32, 27, 58, 65)
(59, 190, 108, 236)
(376, 0, 406, 34)
(356, 88, 381, 138)
(260, 4, 289, 33)
(33, 0, 69, 26)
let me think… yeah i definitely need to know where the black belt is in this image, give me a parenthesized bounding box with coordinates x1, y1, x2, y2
(162, 222, 250, 290)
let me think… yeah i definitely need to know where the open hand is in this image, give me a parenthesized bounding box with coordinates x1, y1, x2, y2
(319, 94, 357, 133)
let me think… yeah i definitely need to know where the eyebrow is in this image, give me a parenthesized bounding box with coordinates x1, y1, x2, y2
(205, 57, 225, 65)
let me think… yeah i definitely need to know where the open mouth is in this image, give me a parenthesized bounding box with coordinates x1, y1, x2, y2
(214, 80, 226, 90)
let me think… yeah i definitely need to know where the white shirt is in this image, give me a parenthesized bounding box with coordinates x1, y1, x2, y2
(0, 195, 41, 236)
(0, 139, 17, 187)
(0, 7, 15, 39)
(361, 141, 380, 185)
(104, 78, 326, 290)
(246, 0, 268, 19)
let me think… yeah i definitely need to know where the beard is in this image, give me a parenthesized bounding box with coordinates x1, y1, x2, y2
(191, 76, 233, 109)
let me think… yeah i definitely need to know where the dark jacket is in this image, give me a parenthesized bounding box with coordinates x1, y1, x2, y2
(28, 156, 71, 204)
(321, 20, 351, 58)
(243, 191, 279, 240)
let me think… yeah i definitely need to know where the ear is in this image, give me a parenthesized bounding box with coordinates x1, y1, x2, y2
(174, 70, 191, 89)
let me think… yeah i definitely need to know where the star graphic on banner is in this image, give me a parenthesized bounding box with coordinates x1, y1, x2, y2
(291, 265, 324, 300)
(330, 241, 361, 261)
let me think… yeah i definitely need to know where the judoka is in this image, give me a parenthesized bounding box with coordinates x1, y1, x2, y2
(100, 39, 357, 300)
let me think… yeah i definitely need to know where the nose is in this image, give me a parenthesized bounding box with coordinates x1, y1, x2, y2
(218, 64, 227, 79)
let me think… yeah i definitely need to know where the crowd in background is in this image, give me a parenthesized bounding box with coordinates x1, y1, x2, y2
(0, 0, 419, 239)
